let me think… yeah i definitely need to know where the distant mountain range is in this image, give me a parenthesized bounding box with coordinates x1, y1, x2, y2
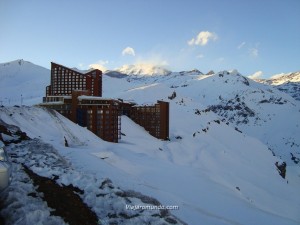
(255, 72, 300, 101)
(116, 63, 171, 76)
(1, 59, 299, 104)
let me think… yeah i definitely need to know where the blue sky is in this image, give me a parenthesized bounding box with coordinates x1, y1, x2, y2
(0, 0, 299, 77)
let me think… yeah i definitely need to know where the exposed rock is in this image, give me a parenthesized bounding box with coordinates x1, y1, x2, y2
(275, 162, 287, 179)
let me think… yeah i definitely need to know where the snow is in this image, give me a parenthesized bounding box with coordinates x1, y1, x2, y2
(253, 71, 300, 101)
(0, 59, 50, 106)
(268, 71, 300, 85)
(1, 60, 300, 224)
(1, 136, 184, 225)
(1, 104, 299, 225)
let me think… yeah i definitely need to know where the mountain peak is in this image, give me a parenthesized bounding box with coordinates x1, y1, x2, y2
(1, 59, 25, 67)
(117, 63, 171, 76)
(268, 71, 300, 85)
(206, 70, 215, 75)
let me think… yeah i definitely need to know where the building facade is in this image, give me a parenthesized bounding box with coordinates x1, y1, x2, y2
(120, 101, 169, 140)
(46, 62, 102, 97)
(42, 90, 121, 143)
(41, 62, 169, 143)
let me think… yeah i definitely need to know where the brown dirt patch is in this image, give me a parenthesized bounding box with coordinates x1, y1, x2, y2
(23, 165, 98, 225)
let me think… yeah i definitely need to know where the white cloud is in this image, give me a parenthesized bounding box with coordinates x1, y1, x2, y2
(188, 31, 218, 46)
(248, 71, 263, 79)
(249, 48, 258, 57)
(89, 60, 109, 72)
(238, 42, 246, 49)
(122, 47, 136, 56)
(196, 54, 204, 59)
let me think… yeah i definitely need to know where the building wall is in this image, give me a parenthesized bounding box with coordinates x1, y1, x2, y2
(42, 94, 121, 143)
(76, 98, 121, 143)
(47, 62, 102, 97)
(158, 101, 169, 140)
(123, 101, 170, 140)
(41, 102, 72, 120)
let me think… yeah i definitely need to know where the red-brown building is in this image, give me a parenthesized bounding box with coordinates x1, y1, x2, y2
(46, 62, 102, 97)
(42, 91, 121, 143)
(41, 62, 169, 143)
(120, 100, 169, 140)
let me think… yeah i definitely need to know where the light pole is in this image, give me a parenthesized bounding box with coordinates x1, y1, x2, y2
(21, 94, 23, 106)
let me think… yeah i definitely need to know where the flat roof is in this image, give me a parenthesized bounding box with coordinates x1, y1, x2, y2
(77, 95, 119, 101)
(45, 95, 72, 99)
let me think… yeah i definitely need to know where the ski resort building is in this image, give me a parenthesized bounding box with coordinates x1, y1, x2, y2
(119, 100, 169, 140)
(41, 62, 169, 143)
(43, 90, 121, 142)
(46, 62, 102, 97)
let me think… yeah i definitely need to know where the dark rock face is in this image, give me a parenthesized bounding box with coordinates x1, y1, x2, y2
(0, 119, 30, 144)
(275, 162, 287, 179)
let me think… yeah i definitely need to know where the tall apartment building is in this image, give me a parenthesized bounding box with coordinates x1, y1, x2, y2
(46, 62, 102, 97)
(42, 63, 120, 142)
(41, 62, 169, 143)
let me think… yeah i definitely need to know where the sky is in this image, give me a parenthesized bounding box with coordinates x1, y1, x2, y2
(0, 0, 299, 78)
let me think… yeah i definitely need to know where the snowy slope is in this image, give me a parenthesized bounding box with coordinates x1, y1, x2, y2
(267, 71, 300, 85)
(103, 70, 300, 165)
(0, 117, 184, 225)
(0, 104, 299, 225)
(275, 82, 300, 101)
(0, 59, 50, 106)
(255, 71, 300, 101)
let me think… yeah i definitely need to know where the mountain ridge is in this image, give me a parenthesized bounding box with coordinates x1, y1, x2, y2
(254, 71, 300, 101)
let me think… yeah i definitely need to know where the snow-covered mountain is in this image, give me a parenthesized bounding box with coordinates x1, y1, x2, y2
(255, 71, 300, 101)
(1, 59, 300, 224)
(275, 82, 300, 101)
(0, 59, 50, 105)
(117, 63, 171, 76)
(265, 71, 300, 85)
(1, 60, 299, 165)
